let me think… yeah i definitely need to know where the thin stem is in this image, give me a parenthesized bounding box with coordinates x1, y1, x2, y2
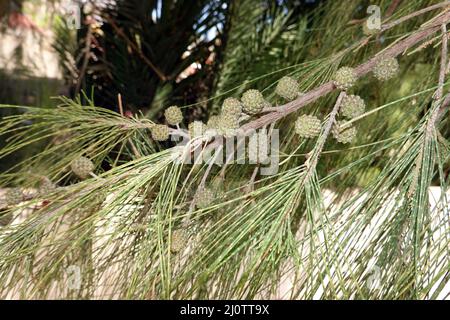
(169, 128, 190, 139)
(89, 172, 103, 181)
(306, 92, 346, 177)
(75, 21, 93, 94)
(428, 23, 449, 133)
(436, 24, 448, 102)
(103, 15, 167, 81)
(381, 2, 450, 31)
(200, 145, 223, 188)
(385, 0, 403, 19)
(117, 94, 124, 116)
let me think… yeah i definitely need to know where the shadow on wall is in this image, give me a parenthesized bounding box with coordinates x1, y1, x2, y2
(0, 73, 65, 175)
(0, 15, 65, 106)
(0, 71, 64, 106)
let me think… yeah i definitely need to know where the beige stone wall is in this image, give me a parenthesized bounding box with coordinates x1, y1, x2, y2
(0, 0, 62, 79)
(0, 28, 61, 79)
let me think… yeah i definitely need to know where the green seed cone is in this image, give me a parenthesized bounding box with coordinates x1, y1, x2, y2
(275, 76, 299, 101)
(164, 106, 183, 126)
(241, 89, 267, 115)
(151, 124, 170, 141)
(71, 156, 95, 179)
(333, 67, 357, 91)
(373, 57, 399, 81)
(295, 115, 322, 138)
(189, 121, 206, 138)
(222, 98, 242, 117)
(341, 95, 366, 119)
(332, 120, 357, 144)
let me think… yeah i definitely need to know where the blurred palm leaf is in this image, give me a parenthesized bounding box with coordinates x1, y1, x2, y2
(55, 0, 229, 118)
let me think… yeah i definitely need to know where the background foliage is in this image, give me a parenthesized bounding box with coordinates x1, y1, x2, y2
(0, 0, 449, 299)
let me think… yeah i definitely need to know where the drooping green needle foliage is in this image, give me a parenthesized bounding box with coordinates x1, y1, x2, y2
(0, 0, 449, 300)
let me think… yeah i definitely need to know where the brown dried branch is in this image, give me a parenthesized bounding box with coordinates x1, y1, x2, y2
(104, 16, 167, 81)
(117, 93, 124, 116)
(75, 21, 93, 94)
(436, 23, 448, 102)
(240, 11, 450, 135)
(385, 0, 403, 19)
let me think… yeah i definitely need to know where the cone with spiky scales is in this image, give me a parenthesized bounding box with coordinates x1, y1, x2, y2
(295, 115, 322, 138)
(241, 89, 268, 115)
(373, 57, 399, 81)
(222, 98, 242, 117)
(151, 124, 170, 141)
(437, 134, 449, 164)
(341, 95, 366, 119)
(189, 121, 206, 138)
(71, 156, 95, 179)
(164, 106, 183, 126)
(333, 67, 357, 91)
(276, 76, 300, 101)
(332, 121, 357, 144)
